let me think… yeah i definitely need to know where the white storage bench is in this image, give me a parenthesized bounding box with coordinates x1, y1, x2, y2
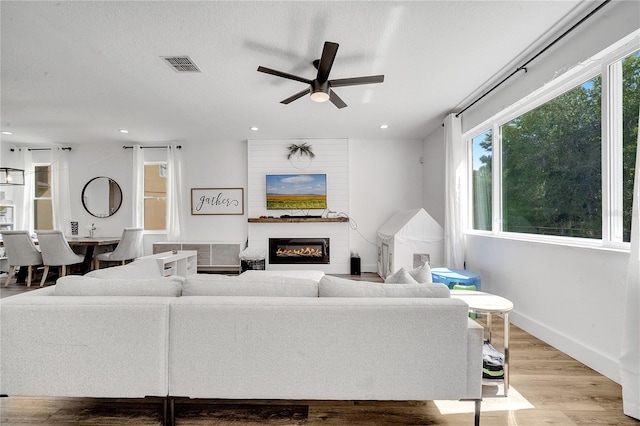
(153, 242, 245, 273)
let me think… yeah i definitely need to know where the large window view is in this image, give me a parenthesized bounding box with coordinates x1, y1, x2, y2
(34, 164, 53, 230)
(502, 76, 602, 238)
(622, 51, 640, 242)
(144, 163, 167, 230)
(467, 43, 639, 245)
(471, 130, 492, 231)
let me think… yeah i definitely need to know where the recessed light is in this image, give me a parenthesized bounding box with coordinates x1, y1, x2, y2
(379, 124, 389, 129)
(119, 129, 129, 134)
(250, 126, 259, 131)
(1, 131, 13, 135)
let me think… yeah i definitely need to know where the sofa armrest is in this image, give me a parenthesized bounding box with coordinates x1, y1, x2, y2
(466, 318, 484, 399)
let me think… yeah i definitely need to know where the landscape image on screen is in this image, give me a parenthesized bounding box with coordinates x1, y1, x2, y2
(266, 174, 327, 210)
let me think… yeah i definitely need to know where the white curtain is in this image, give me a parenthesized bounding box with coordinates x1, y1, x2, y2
(444, 113, 465, 269)
(51, 147, 71, 234)
(620, 108, 640, 420)
(132, 144, 144, 228)
(166, 144, 183, 241)
(19, 149, 34, 232)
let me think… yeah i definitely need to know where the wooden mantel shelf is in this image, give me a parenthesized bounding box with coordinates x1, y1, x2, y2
(248, 217, 349, 223)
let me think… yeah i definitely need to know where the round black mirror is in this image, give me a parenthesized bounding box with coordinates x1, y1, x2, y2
(81, 177, 123, 218)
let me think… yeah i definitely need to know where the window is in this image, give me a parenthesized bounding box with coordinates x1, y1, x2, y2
(144, 163, 167, 230)
(471, 130, 492, 231)
(502, 76, 602, 238)
(33, 164, 53, 230)
(622, 51, 640, 242)
(466, 33, 639, 247)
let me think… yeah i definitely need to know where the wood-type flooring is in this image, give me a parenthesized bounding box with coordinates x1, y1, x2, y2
(1, 273, 637, 425)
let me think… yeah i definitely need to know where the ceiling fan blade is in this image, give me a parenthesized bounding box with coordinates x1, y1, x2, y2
(329, 90, 347, 109)
(281, 88, 311, 104)
(316, 41, 339, 83)
(329, 75, 385, 88)
(257, 66, 313, 85)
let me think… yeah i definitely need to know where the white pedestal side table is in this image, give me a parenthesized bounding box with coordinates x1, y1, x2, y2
(451, 290, 514, 396)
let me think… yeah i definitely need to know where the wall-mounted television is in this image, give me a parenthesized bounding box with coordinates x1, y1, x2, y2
(266, 174, 327, 210)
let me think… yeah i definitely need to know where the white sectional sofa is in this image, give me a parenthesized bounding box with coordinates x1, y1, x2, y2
(0, 260, 484, 426)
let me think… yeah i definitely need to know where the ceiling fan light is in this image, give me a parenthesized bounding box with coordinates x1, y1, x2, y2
(310, 91, 330, 103)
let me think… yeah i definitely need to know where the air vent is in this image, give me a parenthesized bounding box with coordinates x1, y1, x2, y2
(161, 56, 201, 73)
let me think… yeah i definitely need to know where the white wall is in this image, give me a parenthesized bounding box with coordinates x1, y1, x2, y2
(466, 236, 629, 382)
(0, 143, 134, 236)
(138, 140, 248, 254)
(462, 0, 640, 133)
(179, 140, 248, 243)
(349, 139, 425, 272)
(1, 140, 249, 254)
(247, 139, 350, 274)
(66, 144, 133, 238)
(4, 136, 423, 271)
(422, 126, 446, 227)
(421, 1, 639, 382)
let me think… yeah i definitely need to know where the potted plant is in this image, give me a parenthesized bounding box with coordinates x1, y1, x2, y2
(287, 143, 315, 160)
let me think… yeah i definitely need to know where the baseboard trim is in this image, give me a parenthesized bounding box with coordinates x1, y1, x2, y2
(510, 311, 621, 384)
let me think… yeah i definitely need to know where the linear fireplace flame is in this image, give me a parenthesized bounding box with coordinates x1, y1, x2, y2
(269, 238, 330, 264)
(276, 246, 323, 257)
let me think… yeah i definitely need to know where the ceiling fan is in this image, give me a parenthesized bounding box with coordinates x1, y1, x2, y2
(257, 41, 384, 109)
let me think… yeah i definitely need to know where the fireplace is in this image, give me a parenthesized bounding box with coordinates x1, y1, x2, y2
(269, 238, 330, 264)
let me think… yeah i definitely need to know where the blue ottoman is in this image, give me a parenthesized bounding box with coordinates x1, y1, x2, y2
(431, 267, 481, 291)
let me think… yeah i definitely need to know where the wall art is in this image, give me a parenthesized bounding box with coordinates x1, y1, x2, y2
(191, 188, 244, 215)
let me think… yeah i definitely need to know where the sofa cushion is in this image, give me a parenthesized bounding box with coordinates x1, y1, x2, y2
(384, 267, 418, 284)
(408, 262, 433, 283)
(190, 273, 321, 286)
(238, 270, 325, 283)
(187, 273, 232, 281)
(54, 275, 183, 297)
(84, 258, 162, 279)
(319, 275, 450, 298)
(183, 276, 318, 297)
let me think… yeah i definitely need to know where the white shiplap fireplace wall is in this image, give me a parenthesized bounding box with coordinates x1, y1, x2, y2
(247, 139, 350, 274)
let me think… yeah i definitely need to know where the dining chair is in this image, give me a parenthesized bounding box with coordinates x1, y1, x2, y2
(93, 227, 143, 270)
(1, 230, 43, 287)
(36, 230, 85, 286)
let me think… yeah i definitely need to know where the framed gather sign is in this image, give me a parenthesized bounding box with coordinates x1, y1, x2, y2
(191, 188, 244, 215)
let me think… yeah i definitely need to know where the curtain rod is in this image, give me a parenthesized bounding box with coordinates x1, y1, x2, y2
(123, 145, 182, 150)
(29, 147, 72, 151)
(10, 147, 72, 152)
(455, 0, 611, 118)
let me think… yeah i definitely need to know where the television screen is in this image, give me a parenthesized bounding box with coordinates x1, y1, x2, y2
(266, 174, 327, 210)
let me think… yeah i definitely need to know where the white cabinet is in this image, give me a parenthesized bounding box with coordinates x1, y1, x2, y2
(0, 253, 7, 278)
(0, 204, 15, 231)
(0, 204, 15, 278)
(139, 250, 198, 278)
(153, 242, 245, 273)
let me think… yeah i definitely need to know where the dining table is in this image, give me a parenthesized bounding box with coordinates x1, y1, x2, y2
(67, 236, 121, 273)
(13, 235, 121, 283)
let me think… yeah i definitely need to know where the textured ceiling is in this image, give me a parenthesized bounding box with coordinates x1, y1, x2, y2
(1, 1, 590, 147)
